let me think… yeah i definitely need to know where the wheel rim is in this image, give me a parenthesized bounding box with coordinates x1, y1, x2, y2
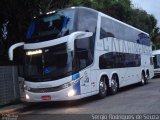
(111, 78, 118, 92)
(99, 78, 107, 94)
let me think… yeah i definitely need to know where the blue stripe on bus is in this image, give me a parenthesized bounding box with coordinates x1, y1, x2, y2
(72, 73, 81, 95)
(72, 73, 80, 80)
(73, 81, 81, 95)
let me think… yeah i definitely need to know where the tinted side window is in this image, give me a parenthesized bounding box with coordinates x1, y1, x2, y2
(75, 38, 93, 70)
(100, 17, 150, 46)
(75, 8, 98, 71)
(99, 52, 141, 69)
(77, 9, 97, 33)
(112, 20, 139, 43)
(112, 20, 125, 40)
(100, 17, 115, 39)
(77, 8, 97, 56)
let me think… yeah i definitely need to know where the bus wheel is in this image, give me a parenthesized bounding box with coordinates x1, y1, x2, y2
(141, 73, 146, 85)
(109, 75, 118, 95)
(145, 72, 150, 84)
(98, 76, 107, 98)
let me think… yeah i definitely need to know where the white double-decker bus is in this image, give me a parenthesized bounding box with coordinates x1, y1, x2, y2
(9, 7, 153, 102)
(152, 50, 160, 76)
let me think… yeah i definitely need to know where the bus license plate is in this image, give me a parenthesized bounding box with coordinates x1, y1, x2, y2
(41, 96, 51, 100)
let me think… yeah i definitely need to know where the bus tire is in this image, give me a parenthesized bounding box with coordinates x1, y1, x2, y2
(145, 71, 150, 84)
(109, 75, 118, 95)
(141, 72, 146, 85)
(98, 76, 107, 98)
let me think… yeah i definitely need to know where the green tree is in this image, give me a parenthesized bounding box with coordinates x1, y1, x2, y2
(0, 0, 160, 48)
(0, 0, 70, 46)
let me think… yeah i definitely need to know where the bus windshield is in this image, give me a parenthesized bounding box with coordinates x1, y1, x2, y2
(26, 9, 75, 42)
(153, 54, 160, 69)
(25, 43, 73, 82)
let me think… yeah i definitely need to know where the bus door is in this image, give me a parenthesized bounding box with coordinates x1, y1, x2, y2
(79, 68, 91, 94)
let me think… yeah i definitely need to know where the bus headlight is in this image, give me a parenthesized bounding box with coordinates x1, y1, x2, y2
(26, 94, 30, 99)
(26, 49, 42, 55)
(68, 89, 75, 97)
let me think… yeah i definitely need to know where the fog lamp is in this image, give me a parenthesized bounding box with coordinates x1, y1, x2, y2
(68, 89, 75, 97)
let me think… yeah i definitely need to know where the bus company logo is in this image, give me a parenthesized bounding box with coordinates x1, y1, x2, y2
(84, 71, 89, 83)
(39, 89, 47, 93)
(44, 67, 53, 74)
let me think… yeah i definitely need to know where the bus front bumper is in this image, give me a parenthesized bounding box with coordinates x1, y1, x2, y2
(21, 87, 82, 102)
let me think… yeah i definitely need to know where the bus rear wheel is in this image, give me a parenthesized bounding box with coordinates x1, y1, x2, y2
(109, 75, 118, 95)
(141, 73, 146, 85)
(98, 77, 107, 98)
(145, 72, 150, 84)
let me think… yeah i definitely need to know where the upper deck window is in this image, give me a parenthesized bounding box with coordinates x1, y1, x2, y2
(100, 16, 151, 46)
(26, 9, 75, 43)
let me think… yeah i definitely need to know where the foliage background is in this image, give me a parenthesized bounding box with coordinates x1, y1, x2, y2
(0, 0, 160, 64)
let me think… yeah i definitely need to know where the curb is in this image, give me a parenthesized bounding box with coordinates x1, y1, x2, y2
(0, 104, 25, 114)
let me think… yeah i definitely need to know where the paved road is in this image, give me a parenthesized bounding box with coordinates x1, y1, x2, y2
(13, 78, 160, 115)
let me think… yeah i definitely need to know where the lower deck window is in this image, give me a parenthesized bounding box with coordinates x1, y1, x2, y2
(99, 52, 141, 69)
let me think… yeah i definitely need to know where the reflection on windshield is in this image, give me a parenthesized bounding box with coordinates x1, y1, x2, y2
(26, 9, 75, 42)
(25, 43, 73, 82)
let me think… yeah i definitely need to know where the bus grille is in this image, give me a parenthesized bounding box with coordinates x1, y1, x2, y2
(29, 86, 63, 93)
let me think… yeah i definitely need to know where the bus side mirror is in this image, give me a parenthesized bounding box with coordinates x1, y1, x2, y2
(75, 31, 93, 39)
(67, 31, 93, 51)
(8, 42, 24, 61)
